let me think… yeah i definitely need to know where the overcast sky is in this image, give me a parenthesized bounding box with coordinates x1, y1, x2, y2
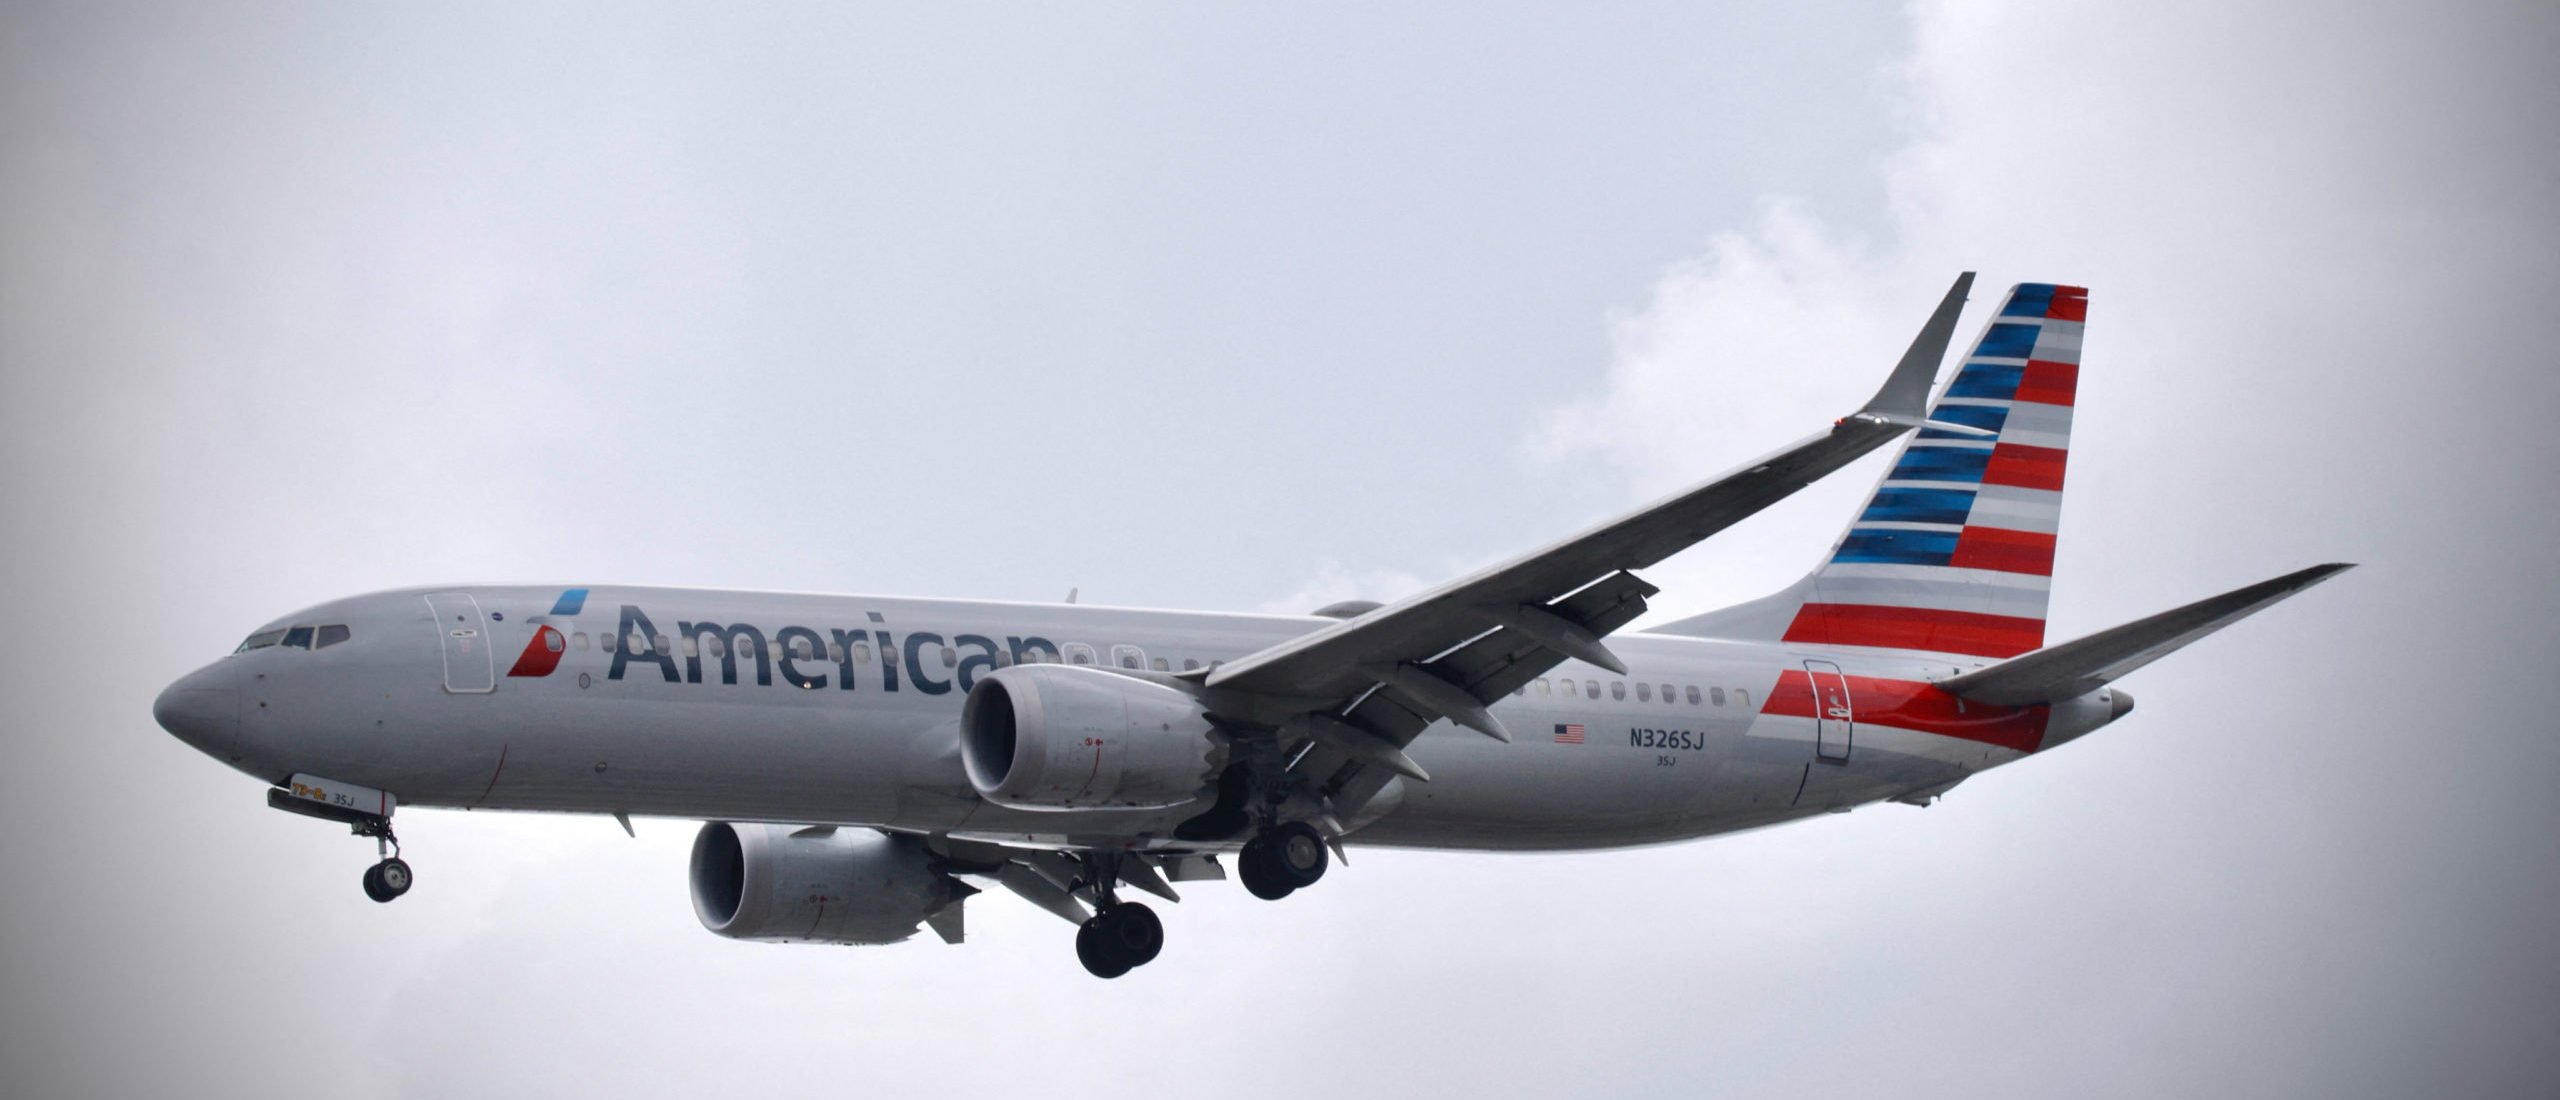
(4, 2, 2555, 1096)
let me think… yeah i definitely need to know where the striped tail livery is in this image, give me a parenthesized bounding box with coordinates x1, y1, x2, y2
(1660, 282, 2088, 659)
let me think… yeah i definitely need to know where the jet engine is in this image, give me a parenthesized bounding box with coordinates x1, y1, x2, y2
(688, 823, 971, 945)
(960, 663, 1220, 811)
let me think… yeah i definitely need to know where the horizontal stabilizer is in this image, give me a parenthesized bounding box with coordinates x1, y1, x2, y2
(1937, 563, 2354, 706)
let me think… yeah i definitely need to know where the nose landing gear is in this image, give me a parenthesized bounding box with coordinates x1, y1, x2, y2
(356, 820, 413, 904)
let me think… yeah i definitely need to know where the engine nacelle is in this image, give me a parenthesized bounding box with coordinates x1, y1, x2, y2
(688, 823, 965, 945)
(960, 663, 1219, 811)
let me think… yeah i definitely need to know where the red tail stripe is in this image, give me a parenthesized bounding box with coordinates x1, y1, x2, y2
(1782, 603, 2045, 658)
(1762, 669, 2049, 752)
(1981, 442, 2068, 491)
(1950, 526, 2056, 576)
(2044, 286, 2088, 322)
(2014, 360, 2079, 407)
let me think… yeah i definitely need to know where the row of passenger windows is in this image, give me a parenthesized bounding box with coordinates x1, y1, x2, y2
(578, 631, 1209, 672)
(236, 624, 352, 653)
(1519, 677, 1747, 708)
(571, 630, 1746, 706)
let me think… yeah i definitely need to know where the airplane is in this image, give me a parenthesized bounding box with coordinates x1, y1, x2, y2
(154, 275, 2349, 978)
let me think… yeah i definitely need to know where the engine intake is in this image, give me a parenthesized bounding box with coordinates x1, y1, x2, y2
(689, 823, 967, 945)
(960, 663, 1219, 810)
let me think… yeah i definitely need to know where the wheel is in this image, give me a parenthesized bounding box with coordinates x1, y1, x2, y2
(1237, 838, 1295, 901)
(368, 857, 413, 902)
(1268, 821, 1328, 889)
(1076, 918, 1133, 979)
(1099, 902, 1163, 968)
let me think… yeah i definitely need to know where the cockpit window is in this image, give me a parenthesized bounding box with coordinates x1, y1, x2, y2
(314, 624, 352, 649)
(235, 629, 286, 653)
(282, 626, 314, 649)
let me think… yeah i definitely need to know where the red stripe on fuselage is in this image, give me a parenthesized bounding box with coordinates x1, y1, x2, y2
(1981, 442, 2068, 491)
(1782, 603, 2045, 658)
(506, 625, 565, 677)
(1950, 526, 2056, 576)
(2014, 360, 2078, 407)
(1762, 669, 2049, 752)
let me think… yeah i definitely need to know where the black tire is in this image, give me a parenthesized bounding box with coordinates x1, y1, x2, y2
(1268, 821, 1328, 889)
(1238, 838, 1295, 901)
(1076, 918, 1133, 979)
(361, 863, 392, 903)
(375, 857, 414, 898)
(1100, 903, 1163, 967)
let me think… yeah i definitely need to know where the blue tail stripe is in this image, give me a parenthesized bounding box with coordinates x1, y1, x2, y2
(1859, 487, 1978, 525)
(1945, 363, 2025, 400)
(1887, 447, 1991, 484)
(2002, 285, 2058, 317)
(1973, 323, 2041, 360)
(1833, 529, 1959, 566)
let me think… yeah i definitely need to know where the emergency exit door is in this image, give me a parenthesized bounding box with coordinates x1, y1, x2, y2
(1805, 659, 1852, 763)
(425, 593, 495, 694)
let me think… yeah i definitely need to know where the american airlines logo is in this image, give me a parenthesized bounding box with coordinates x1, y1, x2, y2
(510, 600, 1067, 697)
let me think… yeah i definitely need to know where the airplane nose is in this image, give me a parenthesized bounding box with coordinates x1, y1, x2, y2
(154, 664, 239, 760)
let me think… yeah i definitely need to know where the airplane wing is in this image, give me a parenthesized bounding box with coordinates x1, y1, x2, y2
(1202, 273, 1978, 807)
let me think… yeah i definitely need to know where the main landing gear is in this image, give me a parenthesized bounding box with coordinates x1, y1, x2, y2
(1237, 820, 1328, 901)
(1068, 851, 1167, 979)
(1075, 901, 1163, 980)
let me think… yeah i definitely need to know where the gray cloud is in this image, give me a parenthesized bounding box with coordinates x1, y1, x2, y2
(3, 2, 2553, 1097)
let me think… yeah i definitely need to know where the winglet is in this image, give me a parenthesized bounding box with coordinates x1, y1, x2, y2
(1859, 271, 1975, 421)
(1939, 562, 2354, 706)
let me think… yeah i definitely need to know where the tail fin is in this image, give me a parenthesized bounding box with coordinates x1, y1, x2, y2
(1656, 281, 2088, 658)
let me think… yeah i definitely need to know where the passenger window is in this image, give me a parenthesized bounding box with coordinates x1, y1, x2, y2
(542, 630, 563, 653)
(941, 645, 958, 668)
(1066, 644, 1096, 666)
(1636, 682, 1652, 702)
(573, 632, 590, 652)
(1151, 658, 1169, 672)
(1734, 689, 1750, 708)
(1610, 682, 1626, 701)
(1182, 658, 1200, 671)
(602, 632, 620, 653)
(235, 629, 287, 653)
(651, 633, 670, 654)
(1535, 678, 1550, 696)
(1710, 686, 1725, 706)
(882, 645, 899, 667)
(853, 642, 873, 664)
(993, 650, 1012, 667)
(790, 637, 814, 661)
(282, 626, 314, 649)
(314, 624, 352, 649)
(1111, 644, 1145, 670)
(1584, 680, 1600, 699)
(687, 636, 705, 659)
(735, 636, 755, 658)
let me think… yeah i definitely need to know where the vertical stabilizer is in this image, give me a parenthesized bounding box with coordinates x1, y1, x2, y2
(1653, 282, 2088, 659)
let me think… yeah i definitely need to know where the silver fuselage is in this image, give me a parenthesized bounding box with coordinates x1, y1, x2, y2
(157, 585, 2121, 853)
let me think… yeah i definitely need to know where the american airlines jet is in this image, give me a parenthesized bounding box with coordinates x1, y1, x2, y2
(155, 276, 2346, 978)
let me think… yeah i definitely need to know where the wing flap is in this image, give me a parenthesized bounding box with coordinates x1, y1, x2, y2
(1937, 563, 2353, 706)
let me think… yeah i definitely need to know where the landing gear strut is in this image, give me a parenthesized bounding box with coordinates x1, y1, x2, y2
(1070, 853, 1166, 979)
(355, 818, 412, 904)
(1238, 820, 1328, 901)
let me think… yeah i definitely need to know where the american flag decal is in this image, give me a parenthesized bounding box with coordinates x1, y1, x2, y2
(1553, 723, 1586, 744)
